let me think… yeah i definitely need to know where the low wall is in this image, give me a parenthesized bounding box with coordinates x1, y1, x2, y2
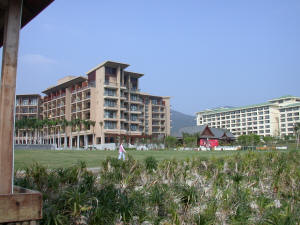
(14, 144, 56, 150)
(94, 143, 116, 150)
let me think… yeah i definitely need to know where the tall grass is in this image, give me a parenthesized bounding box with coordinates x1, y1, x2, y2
(15, 150, 300, 224)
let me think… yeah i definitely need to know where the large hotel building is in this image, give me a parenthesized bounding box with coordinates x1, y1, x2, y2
(15, 61, 171, 147)
(196, 95, 300, 137)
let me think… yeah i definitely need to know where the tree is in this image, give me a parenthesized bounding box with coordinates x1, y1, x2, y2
(164, 136, 178, 148)
(294, 123, 300, 149)
(60, 119, 69, 149)
(182, 133, 197, 147)
(263, 136, 273, 146)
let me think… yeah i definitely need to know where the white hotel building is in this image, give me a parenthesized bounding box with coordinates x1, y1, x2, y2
(196, 96, 300, 137)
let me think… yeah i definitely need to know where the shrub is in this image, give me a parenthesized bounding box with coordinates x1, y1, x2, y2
(144, 156, 158, 172)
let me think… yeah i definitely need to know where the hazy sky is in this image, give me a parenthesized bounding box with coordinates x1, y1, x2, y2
(1, 0, 300, 115)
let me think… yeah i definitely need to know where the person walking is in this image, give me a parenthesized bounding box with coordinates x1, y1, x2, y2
(118, 142, 126, 160)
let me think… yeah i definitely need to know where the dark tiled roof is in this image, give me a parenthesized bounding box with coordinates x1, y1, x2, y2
(174, 125, 235, 140)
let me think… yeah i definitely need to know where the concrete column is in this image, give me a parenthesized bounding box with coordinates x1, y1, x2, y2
(77, 135, 80, 149)
(84, 135, 87, 149)
(64, 135, 67, 149)
(70, 136, 73, 149)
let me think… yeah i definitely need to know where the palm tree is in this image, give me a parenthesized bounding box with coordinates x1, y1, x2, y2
(74, 118, 82, 149)
(90, 120, 96, 147)
(43, 118, 50, 144)
(60, 119, 69, 149)
(294, 123, 300, 149)
(15, 119, 24, 144)
(82, 120, 96, 148)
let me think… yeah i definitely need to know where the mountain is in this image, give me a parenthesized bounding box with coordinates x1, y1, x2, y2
(171, 109, 196, 136)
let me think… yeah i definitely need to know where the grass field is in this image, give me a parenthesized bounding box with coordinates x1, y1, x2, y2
(14, 149, 251, 169)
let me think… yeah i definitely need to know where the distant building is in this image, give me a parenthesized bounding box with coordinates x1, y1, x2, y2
(15, 61, 171, 148)
(174, 125, 235, 146)
(15, 94, 42, 120)
(15, 94, 43, 144)
(196, 95, 300, 137)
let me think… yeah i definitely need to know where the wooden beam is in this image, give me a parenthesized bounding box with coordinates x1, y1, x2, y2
(0, 0, 8, 10)
(0, 186, 42, 223)
(0, 0, 22, 194)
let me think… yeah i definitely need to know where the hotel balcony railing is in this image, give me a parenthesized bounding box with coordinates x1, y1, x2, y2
(104, 103, 117, 108)
(52, 93, 66, 99)
(104, 81, 118, 87)
(72, 85, 90, 93)
(130, 88, 140, 93)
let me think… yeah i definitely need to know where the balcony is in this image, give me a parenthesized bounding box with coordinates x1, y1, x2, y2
(120, 84, 127, 90)
(104, 81, 118, 88)
(72, 85, 90, 93)
(130, 88, 140, 93)
(104, 94, 118, 99)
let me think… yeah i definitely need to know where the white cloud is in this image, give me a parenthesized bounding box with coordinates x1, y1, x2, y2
(21, 54, 57, 65)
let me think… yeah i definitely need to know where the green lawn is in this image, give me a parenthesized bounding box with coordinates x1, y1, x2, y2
(14, 149, 248, 169)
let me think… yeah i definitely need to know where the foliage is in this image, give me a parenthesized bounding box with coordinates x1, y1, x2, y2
(183, 133, 197, 147)
(144, 156, 158, 172)
(164, 136, 178, 148)
(238, 134, 261, 146)
(15, 150, 300, 224)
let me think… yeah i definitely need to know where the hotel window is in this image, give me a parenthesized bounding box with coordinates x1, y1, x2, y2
(266, 130, 270, 133)
(22, 98, 29, 105)
(130, 124, 138, 131)
(104, 88, 116, 96)
(280, 109, 285, 112)
(287, 118, 293, 121)
(294, 112, 299, 116)
(131, 94, 139, 101)
(288, 123, 293, 126)
(265, 115, 270, 119)
(104, 110, 116, 119)
(265, 125, 270, 128)
(131, 114, 138, 121)
(105, 66, 116, 75)
(130, 104, 138, 111)
(104, 99, 116, 107)
(281, 119, 285, 122)
(265, 120, 270, 123)
(104, 121, 117, 129)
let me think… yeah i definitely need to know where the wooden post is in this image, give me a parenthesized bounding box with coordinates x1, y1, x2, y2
(0, 0, 23, 194)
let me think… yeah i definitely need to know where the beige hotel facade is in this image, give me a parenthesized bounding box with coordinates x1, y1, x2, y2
(196, 95, 300, 137)
(15, 61, 171, 148)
